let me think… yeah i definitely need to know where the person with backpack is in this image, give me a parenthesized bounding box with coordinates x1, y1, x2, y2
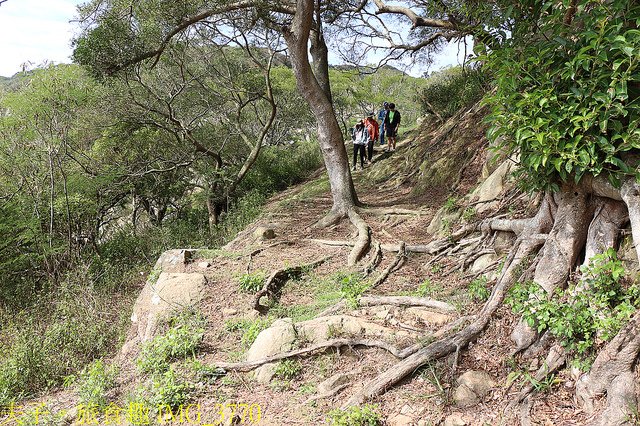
(384, 103, 401, 151)
(377, 101, 389, 146)
(364, 112, 379, 164)
(351, 120, 368, 170)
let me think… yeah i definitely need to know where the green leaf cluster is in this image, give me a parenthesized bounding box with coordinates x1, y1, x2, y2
(327, 404, 383, 426)
(484, 1, 640, 190)
(507, 249, 640, 367)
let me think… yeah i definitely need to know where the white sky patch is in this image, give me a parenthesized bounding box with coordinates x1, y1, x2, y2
(0, 0, 81, 77)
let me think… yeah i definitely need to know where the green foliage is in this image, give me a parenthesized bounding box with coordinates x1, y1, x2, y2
(462, 207, 477, 222)
(137, 310, 206, 374)
(416, 278, 438, 297)
(327, 404, 383, 426)
(224, 318, 272, 348)
(507, 249, 639, 367)
(484, 1, 640, 190)
(0, 278, 131, 406)
(148, 367, 194, 410)
(420, 66, 489, 119)
(468, 276, 490, 301)
(443, 196, 459, 212)
(274, 360, 303, 380)
(66, 360, 118, 408)
(335, 272, 370, 308)
(237, 271, 267, 293)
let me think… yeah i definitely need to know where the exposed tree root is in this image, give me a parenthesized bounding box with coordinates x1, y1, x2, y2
(363, 240, 383, 276)
(347, 209, 371, 266)
(316, 295, 457, 318)
(576, 311, 640, 425)
(511, 186, 591, 353)
(314, 210, 347, 229)
(213, 337, 416, 372)
(360, 207, 424, 216)
(342, 196, 555, 407)
(514, 344, 566, 404)
(253, 255, 332, 313)
(246, 241, 292, 273)
(370, 242, 406, 289)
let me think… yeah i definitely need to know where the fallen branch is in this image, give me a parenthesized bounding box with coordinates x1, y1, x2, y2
(306, 238, 353, 247)
(246, 241, 292, 273)
(253, 255, 332, 313)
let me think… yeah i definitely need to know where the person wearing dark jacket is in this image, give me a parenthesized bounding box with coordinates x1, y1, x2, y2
(377, 101, 389, 145)
(384, 103, 401, 151)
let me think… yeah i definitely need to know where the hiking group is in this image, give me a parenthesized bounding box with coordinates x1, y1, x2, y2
(351, 102, 401, 171)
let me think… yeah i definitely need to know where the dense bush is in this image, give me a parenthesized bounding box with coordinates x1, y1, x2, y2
(419, 66, 489, 120)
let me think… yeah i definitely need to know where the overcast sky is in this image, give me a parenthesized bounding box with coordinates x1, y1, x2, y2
(0, 0, 467, 78)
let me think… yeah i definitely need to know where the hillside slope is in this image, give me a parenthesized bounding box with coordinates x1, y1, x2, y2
(9, 102, 609, 426)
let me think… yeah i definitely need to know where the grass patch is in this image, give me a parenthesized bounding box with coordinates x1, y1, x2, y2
(64, 359, 118, 408)
(224, 317, 272, 348)
(328, 404, 383, 426)
(237, 270, 268, 293)
(137, 309, 206, 374)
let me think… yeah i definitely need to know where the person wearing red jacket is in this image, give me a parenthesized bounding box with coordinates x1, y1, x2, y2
(364, 113, 380, 164)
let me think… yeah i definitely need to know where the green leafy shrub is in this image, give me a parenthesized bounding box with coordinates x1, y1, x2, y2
(328, 404, 383, 426)
(443, 196, 459, 212)
(416, 278, 437, 297)
(237, 271, 267, 293)
(66, 359, 118, 408)
(336, 273, 370, 308)
(468, 276, 490, 301)
(137, 310, 206, 374)
(507, 249, 639, 368)
(0, 280, 131, 406)
(484, 1, 640, 191)
(274, 360, 302, 380)
(148, 367, 193, 409)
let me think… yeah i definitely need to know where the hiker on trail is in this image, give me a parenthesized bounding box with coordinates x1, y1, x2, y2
(364, 112, 379, 164)
(384, 103, 401, 151)
(377, 101, 389, 146)
(351, 120, 368, 170)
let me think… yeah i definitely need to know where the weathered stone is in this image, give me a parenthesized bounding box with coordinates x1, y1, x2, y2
(123, 272, 207, 355)
(618, 234, 639, 272)
(406, 307, 451, 326)
(470, 253, 498, 274)
(253, 226, 276, 240)
(154, 249, 195, 272)
(317, 373, 350, 395)
(197, 261, 211, 269)
(222, 308, 238, 316)
(427, 207, 462, 236)
(472, 159, 518, 214)
(457, 370, 496, 398)
(453, 383, 479, 407)
(296, 315, 416, 343)
(387, 413, 415, 426)
(444, 413, 467, 426)
(246, 318, 296, 384)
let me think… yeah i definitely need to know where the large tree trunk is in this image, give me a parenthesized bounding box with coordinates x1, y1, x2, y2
(283, 0, 358, 220)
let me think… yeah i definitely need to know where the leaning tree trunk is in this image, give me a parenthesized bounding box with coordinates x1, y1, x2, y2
(283, 0, 358, 221)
